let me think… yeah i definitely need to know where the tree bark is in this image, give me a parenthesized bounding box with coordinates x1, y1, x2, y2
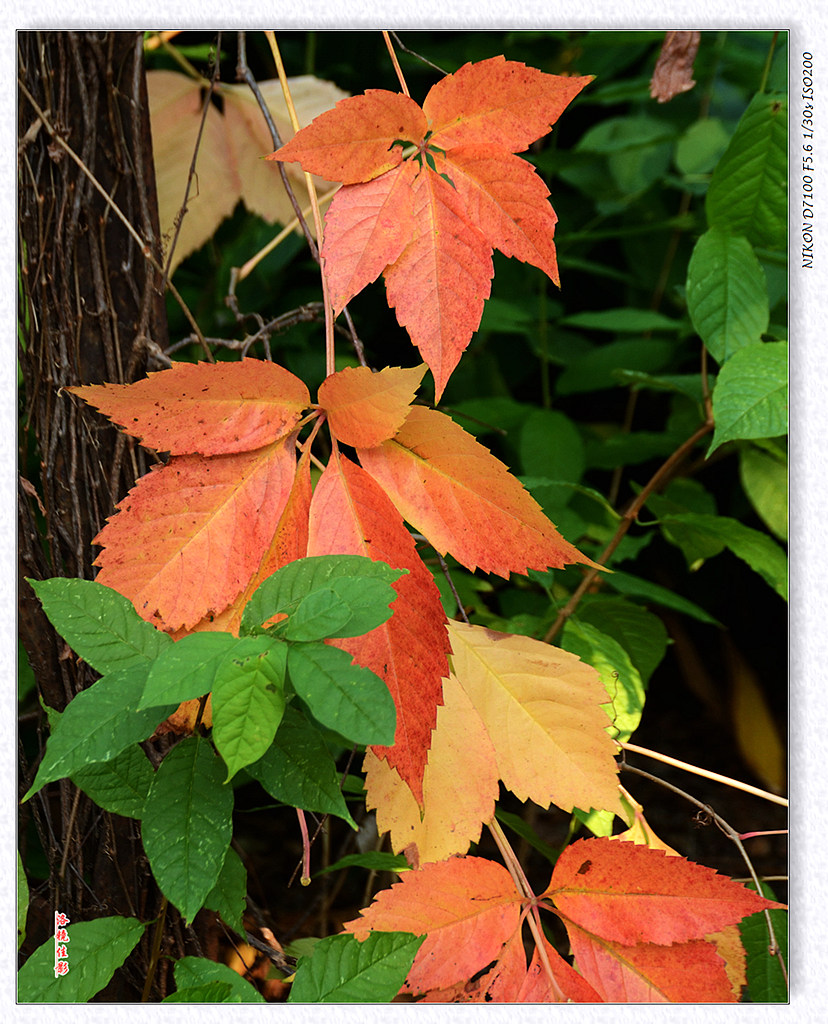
(17, 30, 202, 1000)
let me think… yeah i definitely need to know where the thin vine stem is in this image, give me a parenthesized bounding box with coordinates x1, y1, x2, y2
(383, 31, 410, 95)
(620, 741, 788, 808)
(265, 31, 336, 377)
(487, 817, 565, 1000)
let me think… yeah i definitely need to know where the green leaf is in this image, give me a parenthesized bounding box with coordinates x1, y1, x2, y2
(173, 957, 266, 1003)
(606, 569, 720, 625)
(17, 915, 145, 1003)
(584, 429, 685, 470)
(241, 555, 405, 634)
(709, 342, 787, 455)
(740, 444, 788, 541)
(142, 736, 234, 923)
(647, 490, 726, 569)
(17, 851, 28, 950)
(163, 981, 239, 1002)
(27, 577, 171, 674)
(557, 339, 675, 395)
(577, 598, 669, 684)
(315, 851, 410, 877)
(519, 408, 584, 483)
(287, 642, 396, 746)
(23, 663, 176, 800)
(289, 931, 425, 1003)
(204, 845, 247, 935)
(739, 883, 788, 1003)
(245, 706, 356, 827)
(561, 620, 645, 744)
(675, 117, 730, 175)
(706, 93, 787, 249)
(71, 743, 154, 819)
(686, 229, 769, 364)
(659, 512, 787, 600)
(138, 632, 273, 709)
(560, 308, 682, 333)
(212, 644, 287, 781)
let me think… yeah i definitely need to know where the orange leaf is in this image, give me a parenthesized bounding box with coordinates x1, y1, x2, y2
(363, 672, 499, 864)
(420, 926, 527, 1002)
(343, 855, 522, 994)
(439, 145, 560, 285)
(383, 167, 493, 400)
(306, 451, 449, 803)
(546, 837, 786, 947)
(93, 438, 298, 632)
(517, 933, 603, 1003)
(424, 56, 592, 151)
(321, 162, 417, 314)
(269, 90, 427, 183)
(358, 405, 598, 577)
(67, 359, 310, 455)
(317, 363, 426, 449)
(566, 924, 736, 1002)
(447, 621, 623, 815)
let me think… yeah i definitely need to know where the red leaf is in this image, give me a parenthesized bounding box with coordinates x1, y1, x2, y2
(317, 363, 426, 449)
(383, 167, 493, 400)
(547, 838, 786, 947)
(439, 145, 560, 285)
(566, 924, 735, 1002)
(343, 855, 522, 994)
(517, 933, 603, 1003)
(357, 405, 598, 576)
(269, 90, 427, 184)
(93, 438, 298, 631)
(67, 359, 310, 455)
(321, 162, 417, 314)
(306, 451, 449, 803)
(424, 56, 592, 151)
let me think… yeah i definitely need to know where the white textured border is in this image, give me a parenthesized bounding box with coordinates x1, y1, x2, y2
(6, 7, 823, 1021)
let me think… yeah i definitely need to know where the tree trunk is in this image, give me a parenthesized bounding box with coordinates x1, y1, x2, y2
(17, 30, 209, 1000)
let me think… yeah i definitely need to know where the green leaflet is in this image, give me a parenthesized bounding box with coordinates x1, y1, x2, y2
(556, 339, 675, 395)
(686, 229, 769, 364)
(561, 619, 645, 744)
(163, 981, 239, 1002)
(706, 92, 787, 250)
(289, 931, 425, 1003)
(138, 632, 273, 709)
(658, 512, 787, 600)
(240, 554, 405, 636)
(23, 663, 176, 800)
(141, 736, 234, 924)
(577, 597, 669, 685)
(315, 851, 410, 877)
(519, 408, 585, 484)
(71, 743, 154, 819)
(212, 643, 287, 781)
(740, 444, 788, 542)
(173, 957, 265, 1003)
(245, 705, 357, 827)
(27, 577, 171, 674)
(560, 308, 682, 333)
(17, 916, 145, 1003)
(709, 342, 788, 455)
(739, 882, 788, 1003)
(605, 569, 720, 626)
(287, 642, 396, 746)
(204, 845, 247, 935)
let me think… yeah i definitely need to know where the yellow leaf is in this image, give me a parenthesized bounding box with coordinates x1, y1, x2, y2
(147, 71, 347, 273)
(364, 672, 498, 864)
(725, 638, 786, 794)
(447, 621, 623, 816)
